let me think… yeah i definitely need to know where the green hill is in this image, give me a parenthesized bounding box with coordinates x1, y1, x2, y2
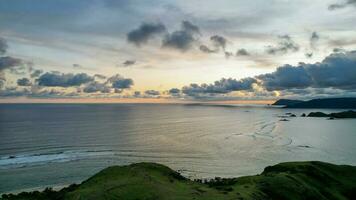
(2, 161, 356, 200)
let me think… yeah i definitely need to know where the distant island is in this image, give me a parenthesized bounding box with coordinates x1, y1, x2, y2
(273, 97, 356, 109)
(2, 161, 355, 200)
(307, 110, 356, 119)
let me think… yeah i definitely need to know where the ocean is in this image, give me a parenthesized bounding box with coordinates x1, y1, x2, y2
(0, 103, 355, 193)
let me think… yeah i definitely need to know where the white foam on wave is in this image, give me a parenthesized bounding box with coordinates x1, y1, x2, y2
(0, 150, 115, 169)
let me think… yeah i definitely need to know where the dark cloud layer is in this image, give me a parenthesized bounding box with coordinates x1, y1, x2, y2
(127, 22, 166, 46)
(266, 35, 299, 55)
(37, 72, 94, 87)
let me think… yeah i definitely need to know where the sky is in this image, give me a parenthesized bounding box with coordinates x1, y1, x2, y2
(0, 0, 356, 102)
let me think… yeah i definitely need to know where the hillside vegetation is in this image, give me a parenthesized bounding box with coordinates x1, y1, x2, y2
(2, 161, 356, 200)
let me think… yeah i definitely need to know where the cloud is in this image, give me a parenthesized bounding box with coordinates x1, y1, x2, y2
(162, 31, 195, 51)
(278, 87, 356, 99)
(37, 72, 94, 87)
(17, 78, 32, 86)
(122, 60, 136, 67)
(112, 79, 134, 89)
(1, 70, 136, 97)
(145, 90, 160, 95)
(0, 85, 82, 98)
(0, 38, 24, 78)
(179, 50, 356, 98)
(305, 50, 356, 89)
(83, 81, 111, 93)
(0, 37, 8, 55)
(169, 88, 180, 94)
(236, 48, 250, 56)
(162, 21, 200, 51)
(0, 71, 4, 80)
(72, 63, 82, 68)
(107, 74, 134, 89)
(224, 51, 233, 58)
(210, 35, 227, 50)
(333, 48, 346, 53)
(328, 38, 356, 47)
(30, 69, 43, 78)
(94, 74, 106, 79)
(181, 20, 200, 35)
(127, 22, 166, 46)
(305, 52, 313, 58)
(329, 0, 356, 10)
(127, 21, 201, 52)
(9, 65, 26, 75)
(257, 65, 313, 91)
(199, 35, 229, 55)
(168, 88, 181, 97)
(182, 77, 257, 96)
(259, 50, 356, 90)
(310, 32, 320, 50)
(266, 35, 299, 55)
(0, 56, 23, 71)
(0, 87, 31, 97)
(199, 45, 216, 53)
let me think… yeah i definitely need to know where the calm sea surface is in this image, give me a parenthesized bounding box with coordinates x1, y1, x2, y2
(0, 104, 355, 193)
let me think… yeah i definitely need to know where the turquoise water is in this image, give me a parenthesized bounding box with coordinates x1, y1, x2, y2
(0, 104, 355, 193)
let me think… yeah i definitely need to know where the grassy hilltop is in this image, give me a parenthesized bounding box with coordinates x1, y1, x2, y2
(2, 161, 356, 200)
